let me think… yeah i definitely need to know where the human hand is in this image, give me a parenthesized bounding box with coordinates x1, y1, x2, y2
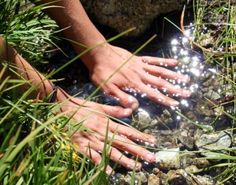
(56, 89, 156, 174)
(82, 44, 191, 111)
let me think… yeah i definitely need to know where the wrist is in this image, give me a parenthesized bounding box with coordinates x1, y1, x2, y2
(0, 37, 8, 60)
(80, 42, 112, 70)
(0, 37, 17, 62)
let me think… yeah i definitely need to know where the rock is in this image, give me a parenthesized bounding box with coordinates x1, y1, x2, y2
(81, 0, 185, 36)
(166, 169, 215, 185)
(133, 108, 152, 128)
(148, 174, 160, 185)
(178, 130, 195, 150)
(134, 172, 147, 184)
(155, 148, 180, 170)
(195, 131, 232, 151)
(204, 89, 221, 100)
(166, 170, 188, 185)
(184, 165, 200, 173)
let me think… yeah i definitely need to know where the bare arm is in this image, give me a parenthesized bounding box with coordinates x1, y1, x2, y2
(41, 0, 107, 61)
(41, 0, 191, 109)
(0, 37, 156, 172)
(0, 37, 54, 99)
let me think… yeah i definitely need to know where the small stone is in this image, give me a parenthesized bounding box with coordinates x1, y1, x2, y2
(205, 89, 221, 100)
(155, 148, 180, 170)
(178, 130, 194, 150)
(166, 170, 187, 185)
(135, 172, 147, 184)
(134, 108, 152, 128)
(148, 174, 160, 185)
(185, 165, 200, 173)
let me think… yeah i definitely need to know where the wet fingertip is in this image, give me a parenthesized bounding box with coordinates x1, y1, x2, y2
(170, 100, 179, 106)
(127, 96, 139, 110)
(129, 162, 142, 170)
(184, 90, 192, 97)
(105, 166, 114, 175)
(149, 136, 157, 144)
(169, 58, 179, 66)
(184, 75, 191, 82)
(146, 152, 156, 162)
(123, 108, 132, 116)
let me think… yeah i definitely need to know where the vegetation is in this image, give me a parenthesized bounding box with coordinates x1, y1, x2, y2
(193, 0, 236, 183)
(0, 0, 235, 184)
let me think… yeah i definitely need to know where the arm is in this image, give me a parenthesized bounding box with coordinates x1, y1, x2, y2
(0, 37, 156, 173)
(41, 0, 107, 60)
(41, 0, 191, 110)
(0, 37, 54, 99)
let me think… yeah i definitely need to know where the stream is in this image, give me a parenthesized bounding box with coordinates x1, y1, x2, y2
(44, 6, 235, 185)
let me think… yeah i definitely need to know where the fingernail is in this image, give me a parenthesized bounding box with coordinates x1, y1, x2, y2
(135, 163, 142, 170)
(124, 108, 132, 116)
(106, 167, 113, 175)
(146, 152, 156, 162)
(149, 137, 157, 144)
(183, 90, 191, 97)
(171, 100, 179, 106)
(129, 162, 141, 170)
(128, 96, 139, 110)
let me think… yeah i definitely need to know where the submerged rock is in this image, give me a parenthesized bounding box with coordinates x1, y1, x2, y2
(195, 131, 232, 151)
(155, 148, 180, 170)
(148, 174, 160, 185)
(81, 0, 185, 36)
(166, 169, 215, 185)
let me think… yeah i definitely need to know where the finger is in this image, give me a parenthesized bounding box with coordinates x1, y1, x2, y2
(85, 134, 142, 170)
(72, 133, 113, 174)
(97, 132, 156, 163)
(109, 84, 139, 110)
(141, 57, 178, 66)
(79, 146, 113, 174)
(143, 65, 190, 83)
(142, 74, 191, 98)
(137, 83, 180, 106)
(100, 104, 133, 118)
(84, 100, 133, 118)
(108, 121, 156, 144)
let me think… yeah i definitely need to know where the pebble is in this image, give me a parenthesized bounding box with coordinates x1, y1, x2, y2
(148, 174, 160, 185)
(155, 148, 180, 170)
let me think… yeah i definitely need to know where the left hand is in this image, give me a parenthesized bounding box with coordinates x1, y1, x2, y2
(56, 89, 156, 174)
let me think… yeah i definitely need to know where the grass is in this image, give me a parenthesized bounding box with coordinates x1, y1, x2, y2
(0, 0, 236, 184)
(192, 0, 236, 183)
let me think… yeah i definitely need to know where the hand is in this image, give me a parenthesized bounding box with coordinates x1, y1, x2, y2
(57, 89, 156, 174)
(83, 44, 191, 110)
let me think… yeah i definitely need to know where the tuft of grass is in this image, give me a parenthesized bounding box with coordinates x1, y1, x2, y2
(0, 0, 58, 64)
(193, 0, 236, 183)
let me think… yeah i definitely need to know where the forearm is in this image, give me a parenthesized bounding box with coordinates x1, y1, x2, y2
(41, 0, 107, 57)
(0, 37, 54, 99)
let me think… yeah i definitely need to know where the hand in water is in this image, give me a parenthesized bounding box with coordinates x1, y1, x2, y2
(83, 44, 191, 111)
(57, 89, 156, 174)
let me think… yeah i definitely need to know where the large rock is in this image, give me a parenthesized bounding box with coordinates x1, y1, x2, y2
(81, 0, 185, 36)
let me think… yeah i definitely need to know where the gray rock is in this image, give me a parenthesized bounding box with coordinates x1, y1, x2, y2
(195, 131, 232, 151)
(166, 169, 215, 185)
(133, 108, 152, 128)
(155, 148, 180, 170)
(81, 0, 185, 36)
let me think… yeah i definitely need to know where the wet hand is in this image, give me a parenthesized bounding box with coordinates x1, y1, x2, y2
(57, 89, 156, 174)
(83, 44, 191, 110)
